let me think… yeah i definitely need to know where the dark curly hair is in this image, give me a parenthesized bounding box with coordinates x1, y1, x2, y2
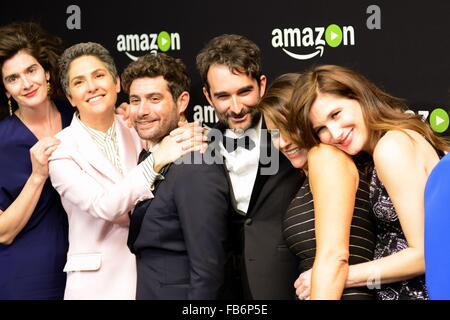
(196, 34, 262, 94)
(121, 53, 190, 101)
(0, 22, 64, 115)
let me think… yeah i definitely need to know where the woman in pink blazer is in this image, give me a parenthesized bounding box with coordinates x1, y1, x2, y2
(49, 42, 205, 299)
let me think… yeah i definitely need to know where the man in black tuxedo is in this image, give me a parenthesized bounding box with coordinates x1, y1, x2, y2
(123, 53, 230, 299)
(196, 34, 305, 300)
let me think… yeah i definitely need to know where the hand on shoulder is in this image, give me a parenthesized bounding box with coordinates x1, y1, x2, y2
(30, 137, 61, 182)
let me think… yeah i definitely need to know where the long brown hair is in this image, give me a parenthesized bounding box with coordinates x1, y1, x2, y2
(287, 64, 450, 153)
(257, 72, 303, 146)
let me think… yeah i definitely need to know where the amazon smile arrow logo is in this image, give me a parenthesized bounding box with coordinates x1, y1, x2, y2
(282, 46, 324, 60)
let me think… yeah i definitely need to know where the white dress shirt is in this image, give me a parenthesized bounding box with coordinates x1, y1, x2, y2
(78, 115, 123, 174)
(220, 117, 262, 214)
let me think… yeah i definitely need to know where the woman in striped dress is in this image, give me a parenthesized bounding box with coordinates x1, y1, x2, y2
(258, 73, 375, 300)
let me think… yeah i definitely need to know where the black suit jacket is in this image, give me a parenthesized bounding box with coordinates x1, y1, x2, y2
(218, 117, 305, 300)
(128, 151, 230, 300)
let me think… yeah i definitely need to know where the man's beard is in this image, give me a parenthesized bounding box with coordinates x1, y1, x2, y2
(135, 117, 179, 144)
(217, 107, 261, 131)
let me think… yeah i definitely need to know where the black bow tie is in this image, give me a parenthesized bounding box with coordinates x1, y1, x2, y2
(138, 149, 151, 164)
(223, 135, 256, 153)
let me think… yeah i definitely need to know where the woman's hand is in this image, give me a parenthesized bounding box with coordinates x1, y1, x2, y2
(30, 137, 61, 182)
(116, 102, 132, 128)
(294, 268, 312, 300)
(152, 121, 208, 172)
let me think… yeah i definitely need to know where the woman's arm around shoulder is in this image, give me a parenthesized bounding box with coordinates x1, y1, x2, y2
(308, 144, 359, 299)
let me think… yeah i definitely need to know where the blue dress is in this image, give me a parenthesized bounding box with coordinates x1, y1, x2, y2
(0, 102, 72, 300)
(425, 152, 450, 299)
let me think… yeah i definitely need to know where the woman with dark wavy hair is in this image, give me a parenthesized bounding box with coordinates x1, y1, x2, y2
(289, 64, 449, 300)
(0, 22, 71, 299)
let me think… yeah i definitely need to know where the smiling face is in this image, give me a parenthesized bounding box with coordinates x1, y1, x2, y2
(128, 76, 187, 145)
(309, 92, 369, 155)
(203, 64, 266, 131)
(2, 50, 50, 109)
(265, 116, 308, 169)
(66, 55, 119, 130)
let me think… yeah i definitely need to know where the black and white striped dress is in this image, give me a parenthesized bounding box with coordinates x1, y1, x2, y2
(283, 165, 376, 300)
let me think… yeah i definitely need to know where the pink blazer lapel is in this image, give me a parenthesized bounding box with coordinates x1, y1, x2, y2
(115, 115, 144, 173)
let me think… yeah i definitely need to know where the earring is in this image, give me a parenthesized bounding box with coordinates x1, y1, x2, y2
(47, 81, 52, 95)
(8, 98, 12, 116)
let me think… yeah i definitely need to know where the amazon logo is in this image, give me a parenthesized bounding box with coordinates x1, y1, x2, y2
(116, 31, 181, 61)
(271, 24, 355, 60)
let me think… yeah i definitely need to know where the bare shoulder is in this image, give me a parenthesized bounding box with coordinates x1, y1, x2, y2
(308, 143, 352, 162)
(308, 144, 357, 174)
(374, 130, 416, 159)
(373, 129, 421, 173)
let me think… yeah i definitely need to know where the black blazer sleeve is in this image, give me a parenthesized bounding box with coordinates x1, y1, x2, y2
(174, 160, 229, 299)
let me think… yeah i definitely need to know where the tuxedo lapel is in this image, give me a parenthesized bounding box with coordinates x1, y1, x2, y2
(71, 114, 123, 182)
(128, 163, 172, 252)
(247, 117, 271, 216)
(128, 197, 152, 253)
(209, 123, 244, 215)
